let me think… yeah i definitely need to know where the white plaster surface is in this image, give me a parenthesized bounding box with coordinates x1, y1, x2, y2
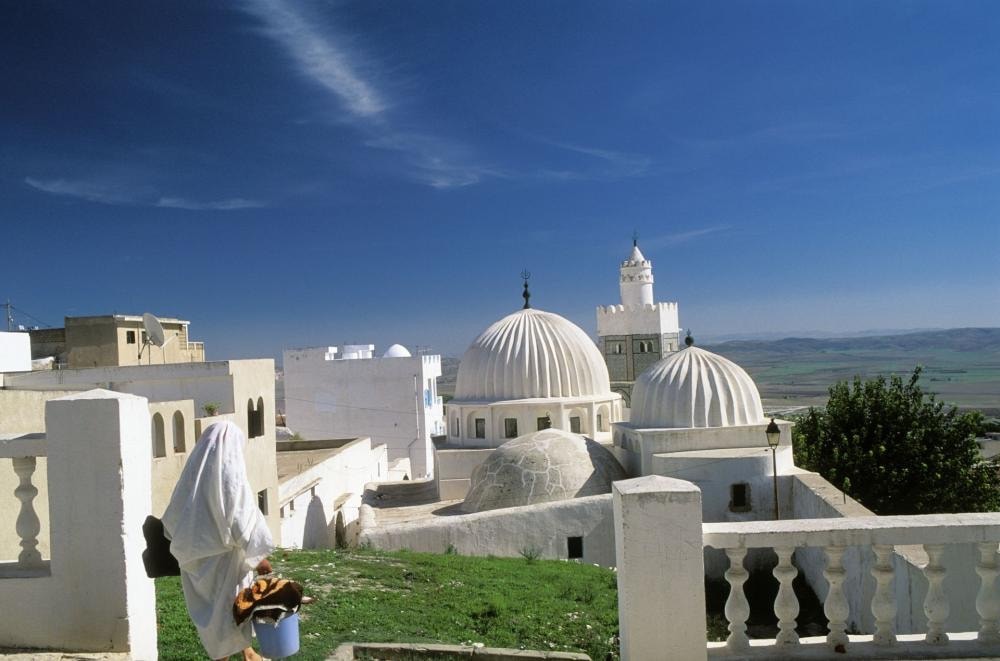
(277, 438, 387, 549)
(0, 390, 156, 657)
(614, 475, 706, 661)
(461, 428, 626, 513)
(0, 332, 30, 373)
(283, 347, 443, 479)
(454, 308, 612, 401)
(362, 494, 616, 566)
(630, 345, 765, 429)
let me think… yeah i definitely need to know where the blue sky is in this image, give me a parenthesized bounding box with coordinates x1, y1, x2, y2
(3, 1, 998, 359)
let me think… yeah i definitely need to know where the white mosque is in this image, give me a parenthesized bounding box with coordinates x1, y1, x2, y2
(362, 240, 793, 561)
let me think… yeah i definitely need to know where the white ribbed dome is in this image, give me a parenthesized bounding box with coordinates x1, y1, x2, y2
(454, 308, 611, 401)
(382, 343, 411, 358)
(631, 346, 765, 428)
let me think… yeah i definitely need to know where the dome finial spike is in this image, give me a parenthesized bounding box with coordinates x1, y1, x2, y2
(684, 329, 694, 347)
(632, 229, 639, 248)
(520, 269, 531, 309)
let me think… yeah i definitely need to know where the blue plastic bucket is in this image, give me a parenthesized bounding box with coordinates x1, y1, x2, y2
(254, 612, 300, 659)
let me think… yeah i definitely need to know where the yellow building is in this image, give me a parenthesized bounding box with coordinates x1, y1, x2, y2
(30, 314, 205, 367)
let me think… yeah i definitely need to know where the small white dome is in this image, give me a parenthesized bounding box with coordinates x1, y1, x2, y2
(454, 308, 611, 401)
(461, 428, 627, 513)
(631, 345, 765, 428)
(382, 343, 411, 358)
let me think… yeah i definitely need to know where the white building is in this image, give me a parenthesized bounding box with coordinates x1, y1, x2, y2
(0, 331, 31, 373)
(447, 306, 623, 447)
(283, 343, 444, 480)
(596, 240, 681, 408)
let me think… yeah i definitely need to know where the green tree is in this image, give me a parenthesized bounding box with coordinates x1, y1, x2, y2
(793, 366, 999, 515)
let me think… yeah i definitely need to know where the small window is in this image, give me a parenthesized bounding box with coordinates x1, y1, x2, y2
(504, 418, 518, 438)
(126, 330, 136, 344)
(597, 414, 604, 432)
(537, 415, 551, 431)
(279, 506, 286, 519)
(173, 410, 186, 453)
(142, 330, 148, 344)
(567, 536, 583, 559)
(257, 489, 269, 515)
(453, 417, 460, 437)
(289, 498, 295, 512)
(730, 483, 751, 512)
(570, 416, 581, 434)
(152, 413, 166, 458)
(475, 418, 486, 438)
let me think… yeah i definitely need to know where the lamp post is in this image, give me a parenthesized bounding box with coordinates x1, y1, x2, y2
(765, 418, 781, 520)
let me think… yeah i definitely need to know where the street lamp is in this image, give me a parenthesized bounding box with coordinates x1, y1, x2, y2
(765, 418, 781, 520)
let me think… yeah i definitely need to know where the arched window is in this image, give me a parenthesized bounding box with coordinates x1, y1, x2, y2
(247, 397, 265, 439)
(152, 413, 166, 458)
(172, 410, 186, 453)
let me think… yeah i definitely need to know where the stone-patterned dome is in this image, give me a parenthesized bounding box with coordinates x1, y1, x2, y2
(461, 428, 627, 513)
(454, 308, 611, 401)
(630, 345, 765, 429)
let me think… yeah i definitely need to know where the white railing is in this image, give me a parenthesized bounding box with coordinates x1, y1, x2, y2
(0, 434, 47, 576)
(613, 475, 1000, 661)
(705, 515, 1000, 658)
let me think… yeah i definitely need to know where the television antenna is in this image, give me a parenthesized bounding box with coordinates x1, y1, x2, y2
(138, 312, 172, 364)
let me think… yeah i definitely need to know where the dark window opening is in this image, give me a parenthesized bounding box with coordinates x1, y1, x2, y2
(597, 414, 604, 432)
(570, 416, 581, 434)
(453, 418, 460, 437)
(504, 418, 518, 438)
(567, 536, 583, 559)
(126, 330, 136, 344)
(257, 489, 269, 515)
(730, 483, 751, 512)
(475, 418, 486, 438)
(537, 415, 551, 431)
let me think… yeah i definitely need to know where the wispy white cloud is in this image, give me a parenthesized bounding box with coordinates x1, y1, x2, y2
(25, 177, 264, 211)
(365, 132, 508, 189)
(241, 0, 385, 118)
(641, 225, 732, 250)
(156, 197, 265, 210)
(24, 177, 144, 206)
(537, 140, 652, 180)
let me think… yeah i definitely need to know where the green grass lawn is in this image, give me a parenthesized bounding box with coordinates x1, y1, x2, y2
(156, 548, 621, 660)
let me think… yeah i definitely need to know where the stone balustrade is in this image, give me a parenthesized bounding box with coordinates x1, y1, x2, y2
(0, 433, 47, 576)
(614, 475, 1000, 661)
(704, 514, 1000, 658)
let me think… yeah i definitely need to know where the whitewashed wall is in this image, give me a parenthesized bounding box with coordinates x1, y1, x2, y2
(361, 494, 616, 566)
(278, 438, 387, 549)
(0, 332, 31, 373)
(283, 349, 443, 479)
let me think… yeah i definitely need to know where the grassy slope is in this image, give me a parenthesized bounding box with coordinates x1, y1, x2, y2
(157, 548, 620, 661)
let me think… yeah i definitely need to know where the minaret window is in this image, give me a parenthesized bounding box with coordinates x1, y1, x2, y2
(474, 418, 486, 438)
(504, 418, 518, 438)
(569, 416, 581, 434)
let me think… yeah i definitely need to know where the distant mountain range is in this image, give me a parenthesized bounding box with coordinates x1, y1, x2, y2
(704, 327, 1000, 355)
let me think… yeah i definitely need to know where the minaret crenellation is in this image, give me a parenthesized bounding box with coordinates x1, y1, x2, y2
(596, 239, 681, 408)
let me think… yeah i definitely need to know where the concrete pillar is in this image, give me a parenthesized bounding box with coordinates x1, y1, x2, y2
(614, 475, 706, 661)
(46, 389, 157, 658)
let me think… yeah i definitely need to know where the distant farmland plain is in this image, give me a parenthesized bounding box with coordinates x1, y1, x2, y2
(436, 328, 1000, 417)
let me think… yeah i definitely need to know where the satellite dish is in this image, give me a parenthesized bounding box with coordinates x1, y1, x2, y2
(138, 312, 173, 362)
(142, 313, 166, 347)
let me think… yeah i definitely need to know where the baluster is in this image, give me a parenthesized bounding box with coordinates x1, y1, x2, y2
(724, 547, 750, 652)
(976, 542, 1000, 642)
(870, 544, 897, 645)
(923, 543, 950, 644)
(773, 546, 800, 646)
(12, 456, 42, 567)
(824, 545, 849, 651)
